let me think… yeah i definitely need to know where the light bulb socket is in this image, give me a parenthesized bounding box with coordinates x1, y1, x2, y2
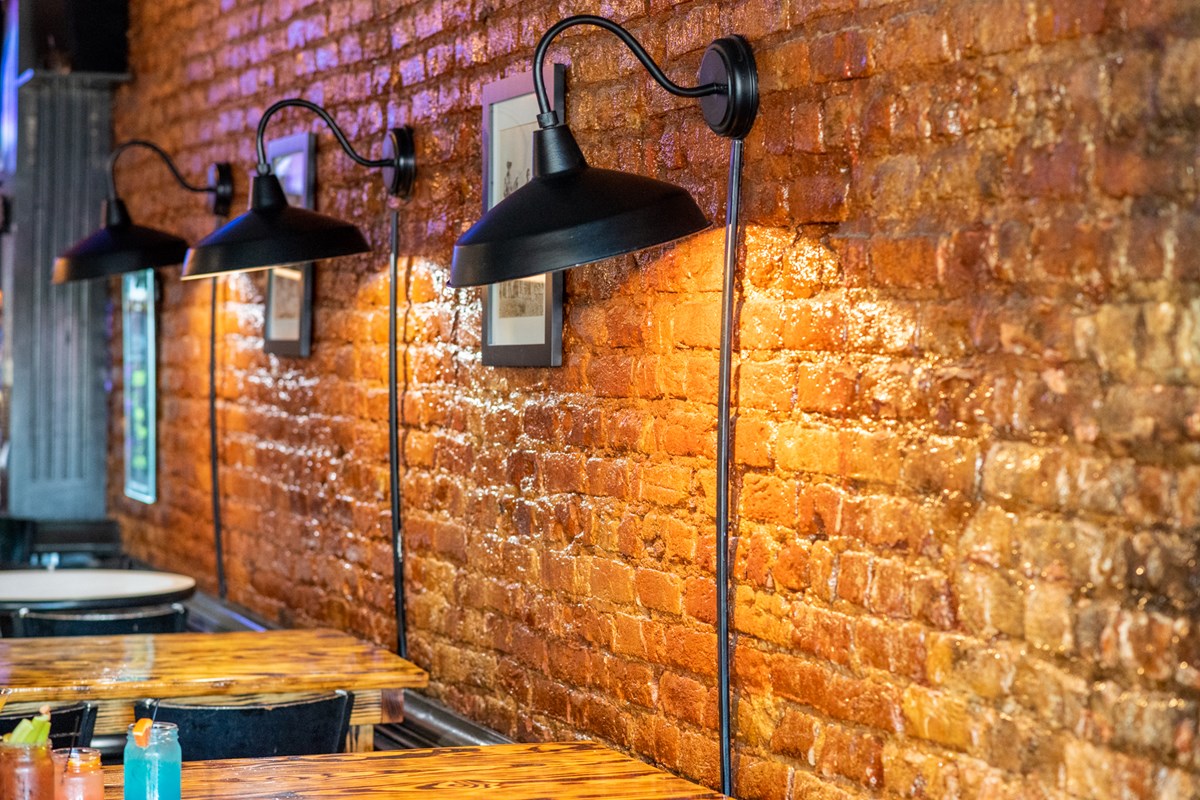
(250, 173, 289, 211)
(104, 198, 131, 228)
(533, 124, 587, 177)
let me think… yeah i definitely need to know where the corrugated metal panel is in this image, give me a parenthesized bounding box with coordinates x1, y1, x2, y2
(5, 71, 121, 519)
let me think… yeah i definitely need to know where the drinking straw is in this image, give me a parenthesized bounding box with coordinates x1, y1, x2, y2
(60, 719, 80, 782)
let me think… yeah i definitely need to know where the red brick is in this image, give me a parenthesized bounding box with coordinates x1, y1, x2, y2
(870, 236, 939, 288)
(809, 30, 872, 83)
(741, 473, 797, 525)
(740, 360, 796, 411)
(795, 361, 855, 414)
(771, 709, 818, 759)
(773, 543, 810, 592)
(635, 568, 683, 614)
(790, 155, 851, 223)
(734, 416, 774, 468)
(678, 730, 721, 789)
(638, 463, 694, 507)
(735, 754, 792, 800)
(1014, 141, 1088, 199)
(877, 11, 950, 69)
(836, 550, 871, 606)
(647, 622, 718, 678)
(770, 654, 903, 732)
(660, 671, 710, 727)
(855, 618, 927, 682)
(590, 558, 636, 605)
(684, 578, 716, 624)
(633, 715, 681, 771)
(816, 724, 884, 789)
(791, 604, 852, 666)
(782, 301, 846, 351)
(794, 102, 824, 154)
(1035, 0, 1107, 41)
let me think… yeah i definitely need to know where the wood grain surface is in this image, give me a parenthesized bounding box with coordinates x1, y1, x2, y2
(101, 742, 728, 799)
(0, 628, 426, 736)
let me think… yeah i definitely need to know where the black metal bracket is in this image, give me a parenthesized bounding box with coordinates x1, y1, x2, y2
(698, 37, 758, 140)
(208, 163, 234, 217)
(381, 127, 416, 199)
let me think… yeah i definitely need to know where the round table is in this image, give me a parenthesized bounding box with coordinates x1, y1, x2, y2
(0, 568, 196, 611)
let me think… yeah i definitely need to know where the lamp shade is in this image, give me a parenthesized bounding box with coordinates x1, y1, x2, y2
(53, 199, 188, 283)
(450, 124, 709, 287)
(182, 173, 369, 280)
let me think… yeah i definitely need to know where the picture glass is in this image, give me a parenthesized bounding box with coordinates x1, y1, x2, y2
(487, 91, 546, 348)
(264, 133, 315, 357)
(122, 269, 156, 504)
(273, 151, 309, 205)
(265, 266, 304, 341)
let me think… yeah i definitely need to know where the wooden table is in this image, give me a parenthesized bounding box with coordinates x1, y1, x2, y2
(0, 568, 196, 611)
(101, 741, 727, 799)
(0, 628, 427, 750)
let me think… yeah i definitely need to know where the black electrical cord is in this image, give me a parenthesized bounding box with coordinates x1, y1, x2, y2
(715, 139, 744, 796)
(389, 210, 408, 658)
(528, 16, 750, 796)
(210, 276, 226, 599)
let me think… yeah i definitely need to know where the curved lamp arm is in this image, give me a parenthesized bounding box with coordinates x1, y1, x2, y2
(532, 15, 757, 141)
(255, 98, 392, 173)
(254, 98, 415, 198)
(108, 140, 234, 218)
(532, 15, 724, 122)
(109, 140, 213, 197)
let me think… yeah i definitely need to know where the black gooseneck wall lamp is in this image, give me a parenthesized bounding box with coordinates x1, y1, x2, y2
(181, 99, 414, 279)
(53, 140, 234, 283)
(182, 99, 417, 659)
(54, 140, 236, 600)
(449, 15, 758, 796)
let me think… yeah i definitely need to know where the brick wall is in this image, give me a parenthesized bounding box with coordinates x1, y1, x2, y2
(109, 0, 1200, 797)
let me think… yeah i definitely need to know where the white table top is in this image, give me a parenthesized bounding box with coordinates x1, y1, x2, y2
(0, 568, 196, 610)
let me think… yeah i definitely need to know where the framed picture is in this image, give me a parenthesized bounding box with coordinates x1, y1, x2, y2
(264, 132, 315, 357)
(122, 269, 156, 504)
(481, 65, 566, 367)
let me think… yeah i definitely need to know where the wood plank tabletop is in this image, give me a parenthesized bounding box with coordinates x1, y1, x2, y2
(101, 742, 728, 799)
(0, 628, 427, 742)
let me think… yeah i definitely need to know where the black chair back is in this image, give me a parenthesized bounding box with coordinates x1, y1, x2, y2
(0, 516, 35, 567)
(0, 702, 97, 748)
(12, 603, 188, 637)
(133, 691, 354, 761)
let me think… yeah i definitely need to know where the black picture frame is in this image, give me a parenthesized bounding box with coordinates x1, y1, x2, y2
(264, 132, 315, 357)
(480, 65, 566, 367)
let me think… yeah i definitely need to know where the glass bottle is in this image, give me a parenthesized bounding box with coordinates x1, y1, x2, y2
(123, 722, 182, 800)
(51, 747, 104, 800)
(0, 740, 54, 800)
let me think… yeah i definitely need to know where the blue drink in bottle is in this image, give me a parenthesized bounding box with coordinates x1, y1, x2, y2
(123, 721, 181, 800)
